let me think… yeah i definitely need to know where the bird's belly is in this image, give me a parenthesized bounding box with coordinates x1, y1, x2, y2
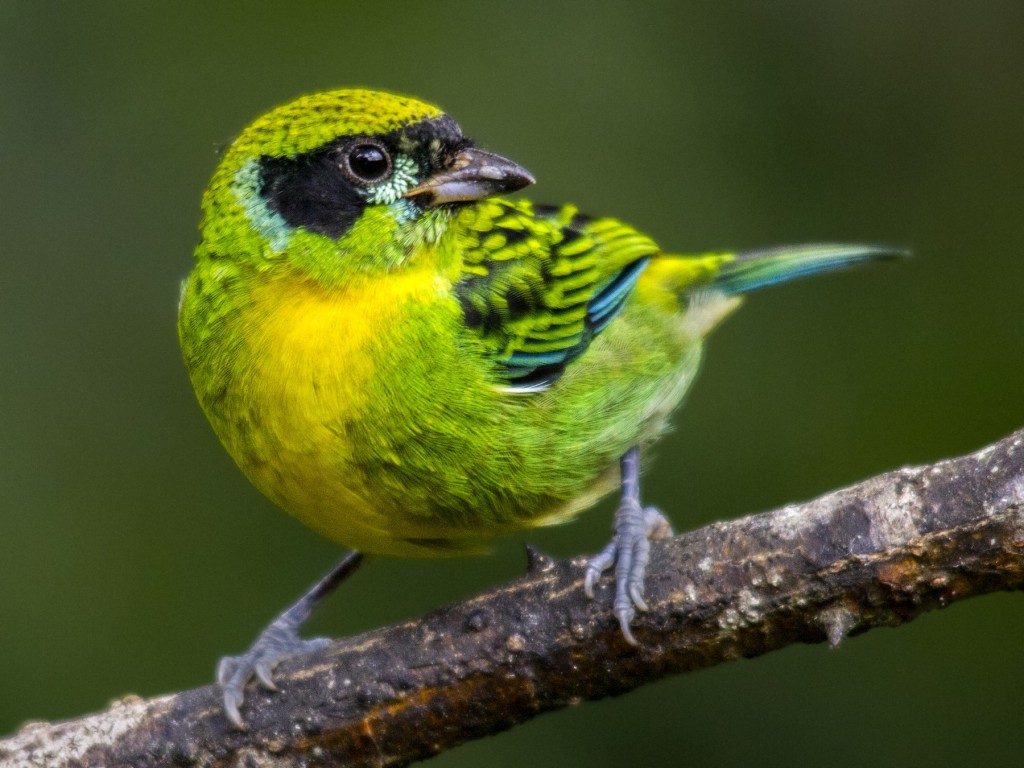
(191, 271, 702, 556)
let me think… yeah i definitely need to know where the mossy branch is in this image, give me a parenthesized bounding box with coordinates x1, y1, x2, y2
(3, 428, 1024, 768)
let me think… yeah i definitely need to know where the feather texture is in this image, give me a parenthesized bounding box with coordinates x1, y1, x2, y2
(453, 201, 659, 389)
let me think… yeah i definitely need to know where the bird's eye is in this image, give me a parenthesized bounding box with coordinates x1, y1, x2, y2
(342, 141, 392, 184)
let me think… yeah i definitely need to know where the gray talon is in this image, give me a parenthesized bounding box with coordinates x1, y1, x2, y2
(218, 630, 331, 726)
(616, 609, 638, 646)
(216, 657, 234, 687)
(226, 707, 242, 730)
(255, 661, 277, 690)
(216, 551, 365, 727)
(584, 447, 673, 643)
(584, 543, 616, 598)
(629, 583, 648, 611)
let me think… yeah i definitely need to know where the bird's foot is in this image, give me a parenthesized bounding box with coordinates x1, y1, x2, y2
(584, 499, 672, 645)
(215, 551, 363, 728)
(217, 613, 331, 729)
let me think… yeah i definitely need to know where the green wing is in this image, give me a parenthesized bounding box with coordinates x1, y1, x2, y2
(452, 200, 659, 391)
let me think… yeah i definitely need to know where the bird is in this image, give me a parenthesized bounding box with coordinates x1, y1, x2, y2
(177, 88, 900, 727)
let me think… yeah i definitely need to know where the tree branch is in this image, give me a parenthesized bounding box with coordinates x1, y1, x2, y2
(4, 428, 1024, 768)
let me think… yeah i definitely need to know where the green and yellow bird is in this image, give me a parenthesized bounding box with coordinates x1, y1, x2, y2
(178, 88, 898, 726)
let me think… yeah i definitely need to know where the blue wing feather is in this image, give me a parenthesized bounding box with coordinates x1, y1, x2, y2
(587, 257, 651, 333)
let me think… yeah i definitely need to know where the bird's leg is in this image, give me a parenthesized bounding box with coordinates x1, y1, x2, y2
(217, 550, 364, 728)
(584, 447, 672, 644)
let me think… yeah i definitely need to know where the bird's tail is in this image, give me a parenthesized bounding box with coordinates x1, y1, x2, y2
(708, 243, 906, 296)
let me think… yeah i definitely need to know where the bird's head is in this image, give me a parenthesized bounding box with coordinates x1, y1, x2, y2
(198, 89, 534, 284)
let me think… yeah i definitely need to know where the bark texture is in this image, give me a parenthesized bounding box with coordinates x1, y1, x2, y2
(3, 428, 1024, 768)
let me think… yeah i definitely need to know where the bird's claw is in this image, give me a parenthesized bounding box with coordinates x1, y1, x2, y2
(217, 615, 331, 728)
(585, 499, 672, 645)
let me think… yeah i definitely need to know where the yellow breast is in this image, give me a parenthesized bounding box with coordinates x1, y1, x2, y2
(216, 264, 451, 551)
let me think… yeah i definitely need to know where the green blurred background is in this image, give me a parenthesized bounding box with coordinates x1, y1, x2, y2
(2, 1, 1023, 765)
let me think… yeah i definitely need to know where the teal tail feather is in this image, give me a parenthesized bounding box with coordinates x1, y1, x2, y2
(710, 244, 907, 296)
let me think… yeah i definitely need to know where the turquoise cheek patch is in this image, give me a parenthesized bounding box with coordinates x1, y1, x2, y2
(233, 159, 294, 253)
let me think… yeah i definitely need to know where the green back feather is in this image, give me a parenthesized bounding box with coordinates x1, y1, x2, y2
(452, 200, 659, 390)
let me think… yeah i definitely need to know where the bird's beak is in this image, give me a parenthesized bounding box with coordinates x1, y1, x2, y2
(404, 147, 535, 207)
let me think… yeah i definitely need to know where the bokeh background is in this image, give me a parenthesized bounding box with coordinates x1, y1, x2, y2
(2, 2, 1023, 765)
